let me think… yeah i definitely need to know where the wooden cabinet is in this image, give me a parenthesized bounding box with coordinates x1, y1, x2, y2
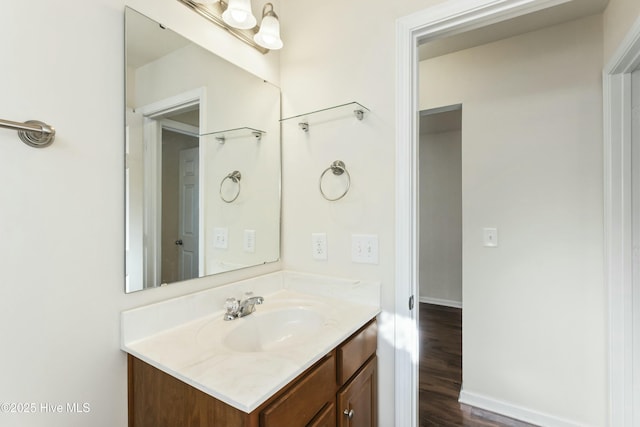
(128, 356, 249, 427)
(128, 319, 377, 427)
(308, 403, 336, 427)
(260, 353, 337, 427)
(336, 320, 377, 427)
(337, 321, 377, 385)
(337, 357, 377, 427)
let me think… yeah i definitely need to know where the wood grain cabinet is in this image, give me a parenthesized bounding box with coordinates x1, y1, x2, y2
(336, 321, 377, 427)
(260, 353, 337, 427)
(128, 319, 377, 427)
(337, 357, 377, 427)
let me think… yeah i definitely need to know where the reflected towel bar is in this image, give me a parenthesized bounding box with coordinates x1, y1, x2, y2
(0, 118, 55, 148)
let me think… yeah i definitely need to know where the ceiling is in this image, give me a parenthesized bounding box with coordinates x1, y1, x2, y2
(126, 8, 191, 69)
(418, 0, 609, 61)
(420, 107, 462, 134)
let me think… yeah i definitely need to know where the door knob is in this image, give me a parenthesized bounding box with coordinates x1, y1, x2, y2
(343, 409, 354, 419)
(175, 239, 183, 246)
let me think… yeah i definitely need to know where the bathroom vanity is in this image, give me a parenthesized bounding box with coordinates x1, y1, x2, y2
(128, 319, 376, 427)
(121, 272, 380, 427)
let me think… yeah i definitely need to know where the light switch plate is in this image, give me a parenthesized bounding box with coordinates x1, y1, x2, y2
(483, 228, 498, 247)
(352, 234, 379, 264)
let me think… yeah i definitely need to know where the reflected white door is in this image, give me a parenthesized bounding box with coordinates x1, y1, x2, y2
(178, 147, 199, 280)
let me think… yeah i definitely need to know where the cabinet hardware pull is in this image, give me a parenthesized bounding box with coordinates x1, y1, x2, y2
(343, 409, 354, 419)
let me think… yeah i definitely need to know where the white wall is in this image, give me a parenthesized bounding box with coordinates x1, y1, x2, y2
(419, 128, 463, 306)
(603, 0, 640, 61)
(0, 1, 280, 426)
(420, 14, 606, 426)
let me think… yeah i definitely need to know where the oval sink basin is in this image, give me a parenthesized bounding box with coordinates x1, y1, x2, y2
(222, 308, 326, 352)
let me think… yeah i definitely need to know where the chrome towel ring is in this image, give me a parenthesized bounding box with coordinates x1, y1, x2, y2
(319, 160, 351, 201)
(220, 170, 242, 203)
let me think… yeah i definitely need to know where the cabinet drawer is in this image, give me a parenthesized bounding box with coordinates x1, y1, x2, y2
(337, 320, 377, 385)
(307, 402, 336, 427)
(261, 354, 336, 427)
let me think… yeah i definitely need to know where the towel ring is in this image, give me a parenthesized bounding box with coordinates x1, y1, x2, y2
(220, 170, 242, 203)
(319, 160, 351, 201)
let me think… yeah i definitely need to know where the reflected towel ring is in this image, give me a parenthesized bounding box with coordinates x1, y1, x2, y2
(220, 170, 242, 203)
(319, 160, 351, 201)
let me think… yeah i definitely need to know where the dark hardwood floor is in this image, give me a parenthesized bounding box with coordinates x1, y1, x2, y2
(419, 303, 538, 427)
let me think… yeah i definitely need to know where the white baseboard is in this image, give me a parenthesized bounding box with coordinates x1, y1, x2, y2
(458, 389, 595, 427)
(419, 296, 462, 308)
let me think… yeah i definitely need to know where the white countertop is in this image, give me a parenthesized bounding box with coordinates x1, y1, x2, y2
(121, 271, 380, 413)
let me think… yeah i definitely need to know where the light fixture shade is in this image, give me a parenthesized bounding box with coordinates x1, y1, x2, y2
(222, 0, 257, 30)
(253, 3, 283, 50)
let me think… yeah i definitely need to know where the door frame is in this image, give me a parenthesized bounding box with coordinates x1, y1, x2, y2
(394, 1, 576, 426)
(139, 88, 206, 287)
(603, 15, 640, 427)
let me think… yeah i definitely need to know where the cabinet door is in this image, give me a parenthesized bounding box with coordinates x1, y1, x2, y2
(337, 356, 377, 427)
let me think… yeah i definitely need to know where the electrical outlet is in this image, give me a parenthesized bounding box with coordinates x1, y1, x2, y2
(311, 233, 328, 260)
(214, 227, 228, 249)
(243, 229, 256, 253)
(352, 234, 379, 264)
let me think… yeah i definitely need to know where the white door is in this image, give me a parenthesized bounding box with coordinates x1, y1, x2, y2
(178, 147, 199, 280)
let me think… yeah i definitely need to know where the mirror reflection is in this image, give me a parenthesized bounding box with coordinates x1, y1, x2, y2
(125, 7, 281, 293)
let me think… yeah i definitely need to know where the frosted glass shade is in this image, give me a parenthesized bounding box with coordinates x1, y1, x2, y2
(222, 0, 257, 30)
(254, 14, 283, 50)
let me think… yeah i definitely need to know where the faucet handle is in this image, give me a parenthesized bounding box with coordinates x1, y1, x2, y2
(224, 297, 239, 314)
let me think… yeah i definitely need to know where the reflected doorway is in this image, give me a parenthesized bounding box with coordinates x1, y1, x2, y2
(141, 100, 201, 288)
(161, 127, 199, 283)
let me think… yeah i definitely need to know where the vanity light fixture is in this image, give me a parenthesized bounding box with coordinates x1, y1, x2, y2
(178, 0, 283, 53)
(253, 3, 283, 50)
(222, 0, 257, 30)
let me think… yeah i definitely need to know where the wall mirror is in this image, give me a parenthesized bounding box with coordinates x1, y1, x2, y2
(125, 7, 281, 293)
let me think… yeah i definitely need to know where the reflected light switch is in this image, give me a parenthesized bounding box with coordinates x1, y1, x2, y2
(243, 229, 256, 253)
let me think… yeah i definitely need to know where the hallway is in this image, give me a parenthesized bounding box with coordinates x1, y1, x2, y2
(419, 303, 538, 427)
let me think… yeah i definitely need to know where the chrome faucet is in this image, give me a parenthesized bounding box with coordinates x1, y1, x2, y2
(224, 293, 264, 321)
